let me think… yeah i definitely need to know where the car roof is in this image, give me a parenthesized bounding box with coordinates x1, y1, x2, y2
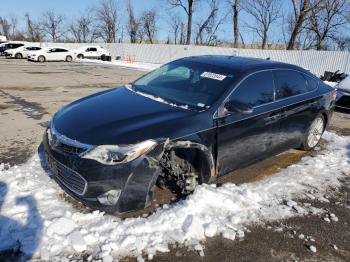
(78, 46, 102, 49)
(179, 55, 306, 74)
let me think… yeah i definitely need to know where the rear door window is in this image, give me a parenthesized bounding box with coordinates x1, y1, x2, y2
(274, 70, 309, 100)
(304, 75, 319, 91)
(230, 71, 274, 107)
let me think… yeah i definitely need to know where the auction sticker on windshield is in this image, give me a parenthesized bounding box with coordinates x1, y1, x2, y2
(201, 72, 227, 81)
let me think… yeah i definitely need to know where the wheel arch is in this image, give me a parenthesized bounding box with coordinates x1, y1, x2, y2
(165, 140, 216, 184)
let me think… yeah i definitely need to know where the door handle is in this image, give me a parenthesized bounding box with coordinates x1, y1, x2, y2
(264, 114, 279, 122)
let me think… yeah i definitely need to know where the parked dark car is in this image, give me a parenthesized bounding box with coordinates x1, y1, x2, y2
(0, 43, 24, 55)
(335, 76, 350, 110)
(43, 56, 336, 214)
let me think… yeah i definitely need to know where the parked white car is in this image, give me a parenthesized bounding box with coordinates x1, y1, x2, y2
(74, 46, 110, 59)
(5, 46, 42, 59)
(28, 47, 74, 62)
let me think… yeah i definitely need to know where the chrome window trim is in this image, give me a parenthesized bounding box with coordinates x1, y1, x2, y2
(48, 123, 94, 155)
(213, 68, 320, 119)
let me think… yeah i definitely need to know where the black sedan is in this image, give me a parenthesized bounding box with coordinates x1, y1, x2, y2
(335, 77, 350, 110)
(43, 56, 336, 214)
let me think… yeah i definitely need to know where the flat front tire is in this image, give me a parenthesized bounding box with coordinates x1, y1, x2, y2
(38, 55, 45, 62)
(301, 115, 325, 151)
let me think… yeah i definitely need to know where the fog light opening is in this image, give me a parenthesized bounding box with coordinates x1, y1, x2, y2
(97, 189, 121, 206)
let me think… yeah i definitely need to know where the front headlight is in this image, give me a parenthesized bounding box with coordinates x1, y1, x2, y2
(82, 140, 157, 165)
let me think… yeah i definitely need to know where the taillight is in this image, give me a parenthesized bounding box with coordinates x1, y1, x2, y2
(331, 89, 337, 101)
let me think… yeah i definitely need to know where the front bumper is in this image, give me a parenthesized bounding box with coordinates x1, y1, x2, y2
(42, 133, 166, 214)
(335, 93, 350, 110)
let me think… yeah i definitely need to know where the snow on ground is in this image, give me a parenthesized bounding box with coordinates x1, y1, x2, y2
(77, 58, 161, 71)
(0, 132, 349, 261)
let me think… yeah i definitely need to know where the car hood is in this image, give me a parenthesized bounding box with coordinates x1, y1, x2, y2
(52, 87, 201, 145)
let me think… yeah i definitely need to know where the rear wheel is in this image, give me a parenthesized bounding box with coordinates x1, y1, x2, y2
(77, 54, 84, 59)
(38, 55, 45, 62)
(66, 55, 73, 62)
(15, 53, 22, 59)
(301, 115, 325, 151)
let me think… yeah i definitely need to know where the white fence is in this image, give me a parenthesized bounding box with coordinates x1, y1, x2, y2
(35, 42, 350, 77)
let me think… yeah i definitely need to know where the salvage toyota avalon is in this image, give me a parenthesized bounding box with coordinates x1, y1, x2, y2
(43, 56, 336, 214)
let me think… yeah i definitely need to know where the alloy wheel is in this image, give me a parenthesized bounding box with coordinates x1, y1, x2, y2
(307, 117, 324, 148)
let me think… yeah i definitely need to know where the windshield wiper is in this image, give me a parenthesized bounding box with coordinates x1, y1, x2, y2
(131, 85, 198, 110)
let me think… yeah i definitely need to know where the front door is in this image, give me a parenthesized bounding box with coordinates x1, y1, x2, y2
(216, 70, 281, 176)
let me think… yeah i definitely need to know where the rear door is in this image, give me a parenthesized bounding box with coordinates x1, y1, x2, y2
(56, 48, 68, 60)
(272, 70, 319, 151)
(216, 70, 282, 176)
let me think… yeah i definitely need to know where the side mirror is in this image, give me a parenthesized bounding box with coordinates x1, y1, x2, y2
(224, 100, 253, 114)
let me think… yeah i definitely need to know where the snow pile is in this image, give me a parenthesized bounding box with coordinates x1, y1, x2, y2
(77, 58, 161, 71)
(0, 132, 349, 260)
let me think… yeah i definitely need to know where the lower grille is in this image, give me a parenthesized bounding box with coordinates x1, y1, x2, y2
(46, 154, 87, 195)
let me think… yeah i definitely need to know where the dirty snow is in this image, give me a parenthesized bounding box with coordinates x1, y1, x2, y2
(77, 58, 161, 72)
(0, 132, 349, 260)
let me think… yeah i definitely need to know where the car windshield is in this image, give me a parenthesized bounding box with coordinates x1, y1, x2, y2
(132, 60, 236, 110)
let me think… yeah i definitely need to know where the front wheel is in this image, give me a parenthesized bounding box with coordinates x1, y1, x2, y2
(301, 115, 325, 151)
(38, 55, 45, 62)
(15, 53, 23, 59)
(66, 55, 73, 62)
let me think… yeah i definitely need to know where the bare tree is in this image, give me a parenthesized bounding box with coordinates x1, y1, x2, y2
(0, 15, 19, 39)
(168, 0, 201, 44)
(168, 15, 182, 44)
(243, 0, 281, 49)
(25, 13, 44, 42)
(95, 0, 119, 43)
(308, 0, 349, 50)
(140, 9, 157, 44)
(69, 11, 95, 43)
(336, 36, 350, 50)
(195, 0, 218, 44)
(126, 2, 140, 43)
(286, 0, 324, 49)
(228, 0, 240, 48)
(180, 21, 185, 44)
(0, 16, 11, 38)
(41, 10, 65, 42)
(195, 0, 226, 46)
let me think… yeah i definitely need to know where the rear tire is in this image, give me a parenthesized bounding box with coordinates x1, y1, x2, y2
(301, 114, 325, 151)
(15, 53, 22, 59)
(77, 54, 84, 59)
(38, 55, 45, 62)
(66, 55, 73, 62)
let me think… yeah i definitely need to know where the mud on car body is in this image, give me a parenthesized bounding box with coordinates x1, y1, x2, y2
(43, 55, 336, 214)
